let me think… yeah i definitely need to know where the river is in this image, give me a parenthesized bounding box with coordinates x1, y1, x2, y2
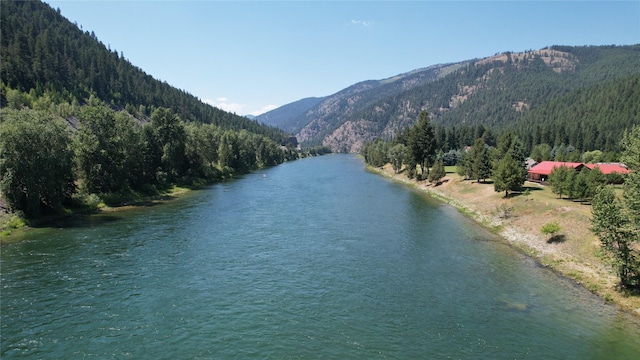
(2, 155, 639, 359)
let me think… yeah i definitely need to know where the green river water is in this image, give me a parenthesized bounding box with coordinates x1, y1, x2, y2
(2, 155, 640, 359)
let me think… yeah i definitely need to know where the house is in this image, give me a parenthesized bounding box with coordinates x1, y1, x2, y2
(584, 163, 630, 184)
(583, 163, 630, 175)
(527, 161, 585, 182)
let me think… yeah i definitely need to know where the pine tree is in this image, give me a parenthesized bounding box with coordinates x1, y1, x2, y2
(591, 125, 640, 288)
(408, 110, 436, 180)
(469, 138, 492, 183)
(428, 159, 446, 185)
(493, 153, 525, 197)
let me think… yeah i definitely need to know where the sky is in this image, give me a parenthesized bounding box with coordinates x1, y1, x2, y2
(46, 1, 640, 116)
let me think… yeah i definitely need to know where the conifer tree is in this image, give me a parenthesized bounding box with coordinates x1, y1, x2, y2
(408, 111, 436, 179)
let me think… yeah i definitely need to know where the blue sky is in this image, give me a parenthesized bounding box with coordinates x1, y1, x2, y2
(47, 1, 640, 116)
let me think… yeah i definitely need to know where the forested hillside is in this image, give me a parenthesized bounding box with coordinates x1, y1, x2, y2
(0, 0, 287, 143)
(289, 45, 640, 153)
(0, 0, 300, 220)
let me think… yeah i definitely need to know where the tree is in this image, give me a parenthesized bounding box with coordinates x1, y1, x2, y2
(0, 109, 75, 217)
(591, 125, 640, 288)
(548, 166, 572, 199)
(148, 107, 187, 183)
(428, 159, 446, 185)
(493, 153, 526, 197)
(492, 132, 527, 197)
(408, 110, 436, 179)
(572, 169, 590, 203)
(456, 149, 472, 180)
(591, 186, 638, 288)
(530, 143, 552, 162)
(388, 143, 408, 174)
(469, 138, 492, 183)
(74, 105, 133, 194)
(541, 221, 561, 242)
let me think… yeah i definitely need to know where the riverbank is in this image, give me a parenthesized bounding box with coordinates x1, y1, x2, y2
(0, 185, 193, 243)
(369, 164, 640, 316)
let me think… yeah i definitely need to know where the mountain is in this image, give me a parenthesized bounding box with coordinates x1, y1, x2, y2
(270, 62, 470, 152)
(256, 96, 326, 133)
(274, 45, 640, 153)
(0, 0, 289, 143)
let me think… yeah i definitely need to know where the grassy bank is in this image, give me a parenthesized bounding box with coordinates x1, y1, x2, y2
(369, 164, 640, 316)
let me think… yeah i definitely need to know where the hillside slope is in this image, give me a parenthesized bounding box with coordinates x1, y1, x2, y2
(281, 45, 640, 153)
(284, 62, 469, 152)
(256, 96, 326, 133)
(0, 0, 289, 143)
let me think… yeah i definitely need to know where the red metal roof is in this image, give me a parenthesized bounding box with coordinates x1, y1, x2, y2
(528, 161, 584, 176)
(584, 163, 630, 175)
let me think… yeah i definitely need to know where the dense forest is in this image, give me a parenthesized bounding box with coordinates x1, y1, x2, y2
(0, 0, 319, 220)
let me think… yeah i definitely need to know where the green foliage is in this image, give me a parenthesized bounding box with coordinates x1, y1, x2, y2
(492, 132, 526, 196)
(469, 138, 492, 183)
(592, 186, 639, 288)
(361, 138, 390, 168)
(0, 109, 75, 217)
(621, 126, 640, 227)
(548, 166, 572, 199)
(493, 153, 526, 197)
(0, 0, 289, 144)
(148, 108, 188, 183)
(408, 111, 436, 178)
(428, 159, 446, 185)
(456, 150, 472, 179)
(388, 143, 408, 173)
(581, 150, 603, 164)
(591, 126, 640, 288)
(74, 105, 141, 193)
(541, 221, 561, 237)
(530, 143, 552, 162)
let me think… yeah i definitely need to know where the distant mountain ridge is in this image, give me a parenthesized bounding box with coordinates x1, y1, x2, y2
(256, 96, 326, 133)
(266, 45, 640, 153)
(258, 62, 468, 152)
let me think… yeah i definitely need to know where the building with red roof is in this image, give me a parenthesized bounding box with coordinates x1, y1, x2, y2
(527, 161, 631, 183)
(584, 163, 630, 175)
(527, 161, 585, 182)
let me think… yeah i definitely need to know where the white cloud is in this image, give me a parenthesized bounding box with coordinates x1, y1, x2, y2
(249, 104, 279, 116)
(351, 19, 375, 27)
(203, 97, 246, 114)
(201, 98, 279, 116)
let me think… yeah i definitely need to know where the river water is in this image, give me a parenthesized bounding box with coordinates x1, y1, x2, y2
(2, 155, 639, 359)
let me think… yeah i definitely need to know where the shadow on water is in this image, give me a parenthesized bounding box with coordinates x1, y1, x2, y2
(31, 213, 124, 229)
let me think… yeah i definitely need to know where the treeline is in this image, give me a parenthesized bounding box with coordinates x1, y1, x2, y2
(0, 0, 289, 143)
(362, 111, 627, 197)
(0, 106, 298, 218)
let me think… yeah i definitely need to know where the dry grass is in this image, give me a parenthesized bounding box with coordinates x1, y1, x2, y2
(373, 164, 640, 316)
